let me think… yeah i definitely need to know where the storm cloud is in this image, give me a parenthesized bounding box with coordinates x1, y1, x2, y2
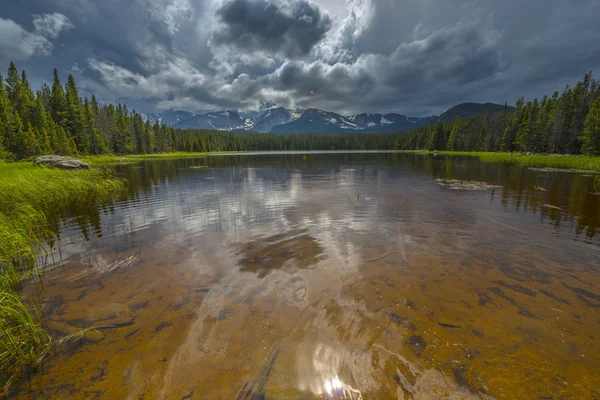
(212, 0, 332, 57)
(1, 0, 599, 116)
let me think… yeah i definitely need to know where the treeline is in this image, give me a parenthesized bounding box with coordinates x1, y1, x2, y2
(0, 62, 397, 160)
(396, 72, 600, 155)
(1, 62, 600, 160)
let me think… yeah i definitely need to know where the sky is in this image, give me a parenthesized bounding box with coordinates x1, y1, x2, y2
(1, 0, 599, 117)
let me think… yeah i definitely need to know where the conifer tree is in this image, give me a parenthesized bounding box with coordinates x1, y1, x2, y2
(7, 110, 28, 158)
(582, 97, 600, 155)
(50, 69, 67, 127)
(65, 74, 87, 152)
(83, 97, 106, 154)
(5, 62, 20, 105)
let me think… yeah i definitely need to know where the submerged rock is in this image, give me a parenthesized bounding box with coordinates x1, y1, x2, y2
(34, 155, 90, 170)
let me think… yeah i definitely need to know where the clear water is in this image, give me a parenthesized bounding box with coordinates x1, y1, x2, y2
(16, 152, 600, 399)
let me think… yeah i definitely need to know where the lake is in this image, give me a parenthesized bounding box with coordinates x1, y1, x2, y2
(16, 152, 600, 399)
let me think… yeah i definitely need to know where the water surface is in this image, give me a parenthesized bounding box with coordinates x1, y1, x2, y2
(18, 152, 600, 399)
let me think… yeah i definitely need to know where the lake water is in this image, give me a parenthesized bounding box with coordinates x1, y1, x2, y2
(16, 152, 600, 399)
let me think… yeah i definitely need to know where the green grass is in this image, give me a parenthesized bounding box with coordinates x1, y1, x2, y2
(81, 150, 600, 171)
(0, 160, 126, 391)
(79, 151, 222, 166)
(401, 151, 600, 171)
(0, 292, 49, 391)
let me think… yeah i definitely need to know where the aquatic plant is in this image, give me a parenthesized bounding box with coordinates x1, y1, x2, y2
(0, 160, 126, 390)
(64, 252, 140, 283)
(0, 291, 50, 392)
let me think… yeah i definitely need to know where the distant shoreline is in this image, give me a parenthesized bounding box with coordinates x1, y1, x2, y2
(78, 150, 600, 172)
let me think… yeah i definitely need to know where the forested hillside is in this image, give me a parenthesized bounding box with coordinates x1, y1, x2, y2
(0, 62, 400, 159)
(1, 62, 599, 160)
(397, 73, 600, 155)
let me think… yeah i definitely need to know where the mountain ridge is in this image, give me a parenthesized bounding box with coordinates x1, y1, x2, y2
(142, 102, 510, 134)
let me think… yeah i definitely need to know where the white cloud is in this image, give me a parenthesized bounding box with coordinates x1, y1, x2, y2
(33, 13, 74, 38)
(0, 13, 73, 64)
(0, 17, 52, 62)
(148, 0, 193, 35)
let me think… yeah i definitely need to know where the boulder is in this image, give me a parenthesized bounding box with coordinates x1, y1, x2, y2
(34, 155, 90, 170)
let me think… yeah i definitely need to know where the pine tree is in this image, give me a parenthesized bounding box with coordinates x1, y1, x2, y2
(581, 97, 600, 155)
(50, 69, 67, 127)
(7, 110, 28, 159)
(54, 125, 71, 155)
(145, 120, 156, 153)
(0, 74, 9, 156)
(515, 102, 533, 152)
(39, 84, 52, 112)
(83, 97, 106, 154)
(18, 70, 36, 124)
(65, 74, 87, 152)
(5, 62, 20, 105)
(502, 97, 524, 151)
(24, 124, 38, 157)
(426, 121, 446, 150)
(31, 96, 52, 154)
(549, 86, 573, 153)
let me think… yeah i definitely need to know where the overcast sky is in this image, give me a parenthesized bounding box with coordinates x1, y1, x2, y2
(1, 0, 599, 116)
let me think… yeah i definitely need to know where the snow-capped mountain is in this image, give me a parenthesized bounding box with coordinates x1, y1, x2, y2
(248, 107, 294, 133)
(347, 113, 438, 133)
(271, 109, 364, 134)
(172, 111, 247, 131)
(142, 110, 195, 126)
(142, 102, 508, 134)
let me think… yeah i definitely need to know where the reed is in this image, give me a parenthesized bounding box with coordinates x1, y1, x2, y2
(0, 160, 126, 390)
(0, 291, 50, 392)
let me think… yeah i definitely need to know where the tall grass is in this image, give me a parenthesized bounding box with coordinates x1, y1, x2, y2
(0, 160, 125, 391)
(0, 292, 49, 391)
(80, 151, 215, 166)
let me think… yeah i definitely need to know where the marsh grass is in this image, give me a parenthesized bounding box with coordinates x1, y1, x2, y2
(0, 160, 125, 390)
(80, 151, 217, 166)
(402, 151, 600, 171)
(0, 292, 49, 392)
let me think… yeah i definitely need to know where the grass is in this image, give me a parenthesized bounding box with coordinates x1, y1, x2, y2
(79, 151, 220, 166)
(401, 151, 600, 172)
(81, 150, 600, 171)
(0, 292, 49, 391)
(0, 160, 126, 391)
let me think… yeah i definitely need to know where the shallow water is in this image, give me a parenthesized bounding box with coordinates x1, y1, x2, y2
(16, 152, 600, 399)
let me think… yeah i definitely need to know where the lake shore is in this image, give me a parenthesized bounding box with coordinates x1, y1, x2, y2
(0, 161, 126, 391)
(81, 150, 600, 172)
(401, 150, 600, 172)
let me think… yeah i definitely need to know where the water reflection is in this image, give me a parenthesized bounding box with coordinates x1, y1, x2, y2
(15, 152, 600, 399)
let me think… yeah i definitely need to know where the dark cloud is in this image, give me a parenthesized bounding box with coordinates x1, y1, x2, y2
(1, 0, 599, 116)
(212, 0, 332, 57)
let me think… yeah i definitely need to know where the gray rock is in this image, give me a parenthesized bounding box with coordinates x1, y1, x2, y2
(34, 155, 90, 170)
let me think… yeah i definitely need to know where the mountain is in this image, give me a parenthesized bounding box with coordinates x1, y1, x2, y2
(142, 110, 195, 126)
(246, 107, 294, 133)
(438, 102, 513, 123)
(347, 113, 437, 133)
(271, 109, 363, 134)
(173, 111, 249, 131)
(142, 101, 513, 134)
